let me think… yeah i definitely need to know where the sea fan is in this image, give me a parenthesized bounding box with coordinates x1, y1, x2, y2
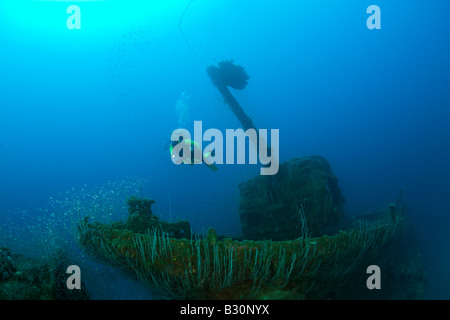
(206, 60, 249, 90)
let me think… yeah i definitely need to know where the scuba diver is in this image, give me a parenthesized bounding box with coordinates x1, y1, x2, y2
(165, 135, 218, 171)
(168, 91, 218, 172)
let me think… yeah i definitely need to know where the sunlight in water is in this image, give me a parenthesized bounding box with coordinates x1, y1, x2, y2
(0, 0, 187, 36)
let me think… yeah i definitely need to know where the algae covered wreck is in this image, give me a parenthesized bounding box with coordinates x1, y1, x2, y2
(77, 60, 423, 299)
(77, 156, 416, 300)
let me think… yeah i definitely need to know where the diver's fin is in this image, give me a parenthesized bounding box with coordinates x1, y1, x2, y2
(203, 151, 218, 171)
(205, 163, 219, 171)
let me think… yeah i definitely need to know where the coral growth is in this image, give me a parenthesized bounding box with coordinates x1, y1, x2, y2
(78, 206, 406, 299)
(239, 156, 345, 240)
(0, 247, 89, 300)
(206, 60, 249, 90)
(75, 158, 423, 300)
(206, 60, 256, 132)
(110, 196, 191, 238)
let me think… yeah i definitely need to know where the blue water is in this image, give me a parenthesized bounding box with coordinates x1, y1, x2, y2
(0, 0, 449, 299)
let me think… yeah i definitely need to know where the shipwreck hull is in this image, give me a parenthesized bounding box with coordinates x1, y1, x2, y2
(78, 210, 405, 300)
